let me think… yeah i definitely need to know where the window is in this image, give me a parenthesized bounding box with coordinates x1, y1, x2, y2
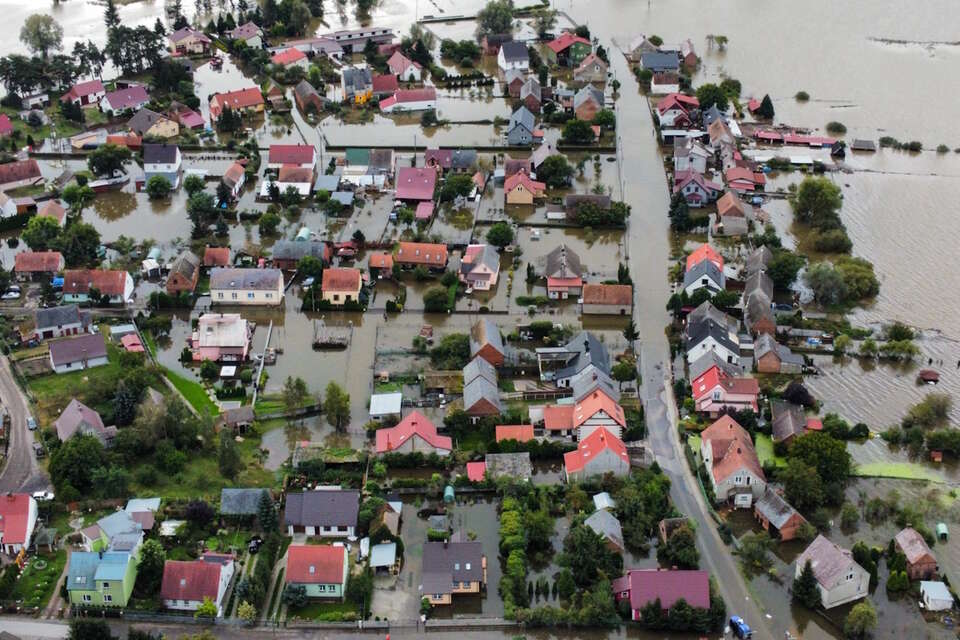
(82, 594, 92, 602)
(231, 292, 238, 299)
(317, 584, 325, 592)
(247, 292, 255, 299)
(104, 594, 113, 603)
(266, 293, 273, 299)
(452, 581, 460, 589)
(217, 292, 224, 299)
(846, 572, 854, 581)
(102, 582, 110, 588)
(433, 594, 443, 600)
(333, 294, 340, 301)
(712, 390, 721, 401)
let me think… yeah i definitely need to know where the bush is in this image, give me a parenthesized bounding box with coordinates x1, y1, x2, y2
(795, 91, 810, 101)
(825, 121, 846, 134)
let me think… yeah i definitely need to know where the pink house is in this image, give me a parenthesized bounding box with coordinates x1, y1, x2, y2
(673, 170, 722, 207)
(458, 244, 500, 291)
(375, 411, 452, 456)
(190, 313, 251, 362)
(692, 365, 760, 417)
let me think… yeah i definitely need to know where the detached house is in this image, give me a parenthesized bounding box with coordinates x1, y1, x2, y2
(640, 51, 679, 73)
(545, 388, 625, 440)
(462, 368, 502, 417)
(54, 399, 115, 444)
(519, 77, 542, 113)
(685, 318, 740, 366)
(142, 143, 182, 189)
(209, 87, 265, 120)
(755, 334, 804, 374)
(497, 41, 529, 72)
(61, 80, 105, 107)
(613, 569, 710, 621)
(128, 108, 179, 139)
(0, 493, 38, 555)
(545, 33, 591, 67)
(650, 72, 680, 95)
(14, 251, 64, 281)
(271, 47, 308, 69)
(699, 415, 766, 507)
(341, 66, 373, 104)
(379, 88, 437, 113)
(459, 244, 500, 291)
(209, 268, 284, 306)
(375, 411, 452, 456)
(563, 427, 630, 482)
(284, 489, 359, 537)
(168, 27, 211, 55)
(725, 166, 766, 194)
(161, 554, 235, 616)
(682, 259, 724, 296)
(226, 22, 263, 49)
(395, 167, 437, 202)
(692, 366, 760, 417)
(221, 162, 246, 200)
(795, 535, 869, 609)
(504, 171, 545, 205)
(63, 269, 134, 305)
(674, 137, 711, 174)
(506, 106, 536, 146)
(34, 304, 90, 341)
(286, 545, 349, 599)
(387, 51, 422, 81)
(754, 488, 806, 541)
(574, 53, 608, 85)
(743, 270, 776, 336)
(67, 551, 137, 608)
(0, 159, 43, 191)
(545, 244, 583, 299)
(293, 80, 327, 114)
(469, 318, 505, 366)
(321, 267, 362, 305)
(422, 541, 486, 605)
(656, 93, 699, 128)
(395, 241, 447, 270)
(573, 86, 604, 122)
(581, 284, 632, 315)
(100, 85, 150, 115)
(895, 527, 938, 581)
(191, 313, 251, 362)
(166, 250, 201, 295)
(49, 334, 108, 374)
(673, 170, 721, 207)
(535, 330, 610, 387)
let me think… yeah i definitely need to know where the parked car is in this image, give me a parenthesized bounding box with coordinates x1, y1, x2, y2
(32, 442, 45, 458)
(729, 616, 753, 639)
(27, 416, 37, 430)
(248, 535, 263, 554)
(32, 491, 54, 501)
(1, 289, 22, 300)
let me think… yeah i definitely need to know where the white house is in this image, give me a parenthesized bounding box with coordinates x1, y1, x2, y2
(379, 88, 437, 113)
(143, 144, 182, 189)
(674, 138, 712, 174)
(650, 72, 680, 95)
(0, 493, 38, 555)
(209, 268, 284, 306)
(387, 51, 422, 81)
(369, 392, 402, 421)
(795, 535, 870, 609)
(160, 555, 235, 616)
(34, 305, 91, 341)
(921, 581, 954, 612)
(682, 260, 725, 297)
(498, 42, 530, 72)
(48, 334, 109, 374)
(685, 318, 740, 365)
(699, 415, 765, 507)
(284, 490, 359, 538)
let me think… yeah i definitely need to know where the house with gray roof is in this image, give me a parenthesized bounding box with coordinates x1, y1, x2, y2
(469, 318, 505, 367)
(220, 488, 270, 517)
(422, 541, 486, 605)
(682, 259, 724, 296)
(685, 318, 740, 366)
(53, 398, 116, 445)
(754, 488, 806, 541)
(771, 400, 807, 445)
(519, 77, 542, 113)
(34, 304, 90, 341)
(640, 51, 679, 72)
(450, 149, 478, 173)
(463, 375, 502, 417)
(271, 240, 329, 270)
(535, 331, 610, 387)
(701, 104, 724, 127)
(688, 351, 743, 381)
(497, 41, 529, 72)
(585, 508, 624, 551)
(687, 301, 738, 335)
(794, 535, 869, 609)
(506, 106, 536, 146)
(746, 246, 773, 276)
(570, 365, 620, 403)
(209, 268, 284, 306)
(484, 452, 532, 480)
(573, 85, 604, 120)
(755, 333, 804, 374)
(743, 270, 775, 336)
(545, 244, 583, 280)
(284, 489, 359, 537)
(341, 66, 373, 101)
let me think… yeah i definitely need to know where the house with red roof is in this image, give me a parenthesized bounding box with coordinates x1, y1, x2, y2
(209, 87, 265, 120)
(504, 171, 545, 205)
(387, 50, 422, 81)
(203, 246, 231, 268)
(692, 366, 760, 418)
(395, 167, 437, 202)
(685, 243, 723, 272)
(0, 493, 38, 555)
(267, 144, 316, 171)
(371, 73, 399, 98)
(63, 269, 135, 305)
(673, 169, 722, 207)
(379, 88, 437, 114)
(100, 85, 150, 115)
(376, 411, 452, 456)
(656, 93, 699, 128)
(286, 544, 348, 599)
(545, 32, 592, 67)
(0, 159, 42, 191)
(37, 200, 67, 226)
(563, 427, 629, 482)
(14, 251, 64, 280)
(271, 47, 308, 69)
(321, 267, 362, 306)
(395, 241, 447, 270)
(61, 79, 106, 107)
(613, 569, 710, 621)
(543, 389, 625, 441)
(168, 27, 212, 55)
(699, 415, 766, 506)
(724, 166, 767, 193)
(161, 554, 235, 615)
(495, 424, 534, 443)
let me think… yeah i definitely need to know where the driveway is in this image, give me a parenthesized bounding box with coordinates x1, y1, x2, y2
(0, 353, 50, 493)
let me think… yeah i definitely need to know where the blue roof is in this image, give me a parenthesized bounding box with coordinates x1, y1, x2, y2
(315, 174, 340, 192)
(67, 552, 100, 591)
(94, 552, 133, 581)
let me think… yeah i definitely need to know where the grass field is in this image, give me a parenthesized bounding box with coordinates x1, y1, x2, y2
(164, 368, 220, 417)
(755, 433, 788, 468)
(853, 462, 944, 483)
(287, 600, 357, 621)
(10, 549, 67, 610)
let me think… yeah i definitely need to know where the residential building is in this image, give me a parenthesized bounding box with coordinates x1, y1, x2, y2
(519, 77, 541, 113)
(128, 108, 179, 139)
(169, 27, 211, 55)
(613, 569, 710, 621)
(746, 245, 773, 276)
(699, 415, 765, 506)
(271, 240, 330, 270)
(545, 33, 591, 67)
(67, 552, 137, 608)
(921, 581, 953, 612)
(161, 554, 235, 615)
(209, 87, 265, 119)
(497, 42, 529, 72)
(142, 144, 182, 189)
(293, 80, 327, 114)
(504, 68, 525, 97)
(14, 251, 64, 280)
(80, 508, 147, 552)
(100, 86, 149, 114)
(545, 244, 583, 299)
(650, 71, 680, 94)
(689, 351, 742, 381)
(190, 313, 250, 362)
(692, 366, 760, 417)
(673, 138, 711, 174)
(640, 51, 679, 72)
(379, 88, 437, 113)
(220, 488, 271, 518)
(376, 411, 452, 455)
(395, 241, 447, 270)
(754, 488, 806, 541)
(217, 406, 255, 434)
(369, 74, 398, 101)
(794, 535, 869, 609)
(209, 268, 284, 306)
(463, 373, 501, 417)
(0, 159, 42, 191)
(321, 268, 362, 306)
(702, 104, 725, 127)
(395, 167, 437, 202)
(422, 541, 486, 605)
(226, 22, 263, 48)
(708, 118, 736, 148)
(504, 171, 545, 204)
(285, 545, 349, 599)
(37, 200, 67, 226)
(584, 508, 624, 551)
(169, 102, 204, 129)
(48, 334, 109, 374)
(743, 270, 776, 336)
(341, 67, 373, 104)
(755, 334, 804, 374)
(725, 166, 767, 194)
(284, 489, 359, 537)
(481, 33, 512, 55)
(61, 80, 105, 107)
(495, 424, 535, 443)
(895, 527, 938, 581)
(368, 252, 393, 276)
(506, 106, 536, 146)
(581, 284, 632, 315)
(544, 388, 625, 440)
(387, 51, 422, 81)
(535, 331, 610, 387)
(469, 319, 505, 367)
(687, 300, 737, 335)
(563, 427, 630, 482)
(34, 305, 90, 341)
(685, 318, 739, 365)
(673, 170, 721, 207)
(715, 190, 754, 237)
(166, 250, 201, 295)
(574, 53, 608, 84)
(459, 244, 500, 291)
(53, 399, 115, 444)
(270, 47, 308, 69)
(203, 247, 231, 268)
(570, 365, 620, 403)
(63, 269, 134, 305)
(573, 86, 604, 121)
(463, 354, 497, 388)
(656, 93, 699, 128)
(682, 259, 724, 296)
(267, 144, 316, 171)
(0, 493, 38, 555)
(221, 162, 246, 200)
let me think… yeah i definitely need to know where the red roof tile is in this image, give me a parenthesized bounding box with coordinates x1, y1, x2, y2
(14, 251, 63, 273)
(581, 283, 632, 306)
(63, 269, 128, 296)
(160, 559, 224, 602)
(395, 167, 437, 201)
(573, 390, 625, 429)
(543, 405, 575, 431)
(368, 252, 394, 269)
(322, 267, 361, 292)
(371, 74, 399, 94)
(203, 247, 231, 267)
(269, 144, 315, 166)
(495, 424, 534, 443)
(271, 47, 307, 66)
(395, 241, 447, 267)
(563, 427, 628, 474)
(504, 171, 545, 196)
(466, 461, 486, 482)
(210, 87, 264, 117)
(613, 569, 710, 611)
(376, 411, 452, 454)
(547, 32, 591, 54)
(656, 92, 699, 115)
(286, 544, 346, 584)
(685, 244, 723, 271)
(62, 80, 104, 103)
(0, 493, 33, 545)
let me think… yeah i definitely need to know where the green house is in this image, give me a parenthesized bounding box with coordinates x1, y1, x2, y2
(67, 551, 137, 608)
(545, 33, 592, 68)
(286, 544, 348, 599)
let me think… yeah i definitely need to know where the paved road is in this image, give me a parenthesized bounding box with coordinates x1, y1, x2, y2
(609, 45, 777, 640)
(0, 353, 50, 493)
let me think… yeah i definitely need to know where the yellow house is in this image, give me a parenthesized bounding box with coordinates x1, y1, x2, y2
(423, 541, 487, 605)
(128, 108, 179, 139)
(321, 267, 362, 305)
(504, 171, 547, 205)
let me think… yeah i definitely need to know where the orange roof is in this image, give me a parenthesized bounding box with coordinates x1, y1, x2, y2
(63, 269, 128, 296)
(368, 252, 394, 269)
(700, 415, 764, 485)
(543, 405, 575, 431)
(685, 244, 723, 271)
(286, 545, 345, 585)
(395, 241, 447, 267)
(271, 47, 307, 66)
(278, 165, 314, 184)
(496, 424, 535, 443)
(203, 246, 231, 267)
(547, 32, 591, 54)
(322, 267, 361, 292)
(581, 283, 632, 306)
(573, 389, 625, 428)
(376, 411, 451, 453)
(716, 191, 747, 218)
(466, 461, 487, 482)
(563, 427, 628, 473)
(210, 87, 264, 116)
(106, 132, 142, 149)
(504, 171, 546, 196)
(14, 251, 63, 273)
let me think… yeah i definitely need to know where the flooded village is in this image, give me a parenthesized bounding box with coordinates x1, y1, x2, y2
(0, 2, 959, 640)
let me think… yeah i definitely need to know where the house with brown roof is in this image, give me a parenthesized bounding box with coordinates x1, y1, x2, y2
(48, 333, 109, 374)
(128, 108, 179, 139)
(61, 80, 105, 107)
(770, 400, 808, 445)
(168, 27, 212, 55)
(63, 269, 135, 305)
(613, 569, 710, 621)
(53, 398, 116, 444)
(166, 250, 201, 295)
(203, 246, 231, 268)
(895, 527, 938, 581)
(756, 334, 804, 374)
(692, 366, 759, 417)
(573, 53, 608, 85)
(37, 200, 67, 226)
(754, 488, 806, 541)
(0, 159, 43, 191)
(795, 535, 869, 609)
(321, 267, 362, 306)
(395, 241, 447, 271)
(563, 427, 630, 482)
(469, 318, 505, 367)
(581, 283, 632, 315)
(14, 251, 64, 280)
(161, 554, 235, 616)
(221, 162, 246, 200)
(699, 415, 766, 507)
(293, 80, 327, 114)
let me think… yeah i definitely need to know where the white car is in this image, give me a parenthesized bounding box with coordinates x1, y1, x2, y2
(1, 290, 21, 300)
(32, 491, 54, 502)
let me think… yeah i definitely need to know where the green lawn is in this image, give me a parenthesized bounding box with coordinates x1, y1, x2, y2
(164, 368, 220, 417)
(287, 599, 357, 621)
(853, 462, 943, 483)
(755, 433, 788, 468)
(9, 549, 67, 609)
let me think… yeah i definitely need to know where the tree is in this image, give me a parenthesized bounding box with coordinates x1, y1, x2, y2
(324, 381, 350, 430)
(258, 211, 281, 236)
(736, 532, 774, 574)
(562, 119, 595, 144)
(561, 522, 622, 588)
(145, 175, 172, 199)
(834, 333, 852, 354)
(88, 144, 131, 177)
(790, 176, 843, 229)
(104, 0, 121, 31)
(537, 155, 574, 188)
(283, 376, 309, 415)
(792, 560, 821, 608)
(69, 620, 117, 640)
(556, 568, 576, 600)
(902, 394, 951, 429)
(487, 222, 514, 248)
(592, 109, 616, 129)
(195, 596, 218, 618)
(783, 380, 815, 408)
(257, 491, 277, 531)
(622, 319, 639, 342)
(137, 539, 166, 595)
(50, 434, 106, 493)
(767, 250, 805, 290)
(20, 14, 63, 59)
(757, 94, 775, 119)
(668, 190, 691, 231)
(423, 286, 451, 313)
(183, 174, 206, 197)
(476, 0, 514, 37)
(843, 601, 877, 639)
(218, 429, 243, 479)
(62, 184, 96, 215)
(281, 583, 307, 608)
(805, 262, 847, 306)
(790, 431, 853, 485)
(237, 601, 257, 624)
(22, 215, 61, 251)
(439, 173, 474, 201)
(611, 360, 636, 390)
(656, 526, 699, 569)
(694, 83, 728, 111)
